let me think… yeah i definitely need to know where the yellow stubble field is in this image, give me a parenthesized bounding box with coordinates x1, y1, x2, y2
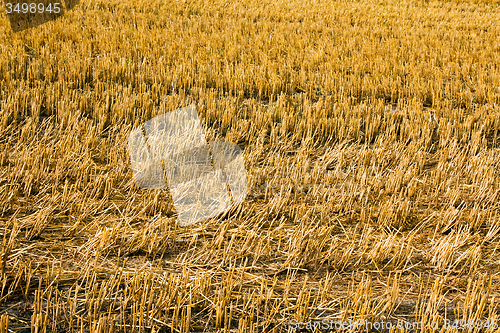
(1, 0, 500, 331)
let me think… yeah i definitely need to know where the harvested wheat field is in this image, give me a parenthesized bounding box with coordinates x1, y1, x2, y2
(1, 0, 500, 331)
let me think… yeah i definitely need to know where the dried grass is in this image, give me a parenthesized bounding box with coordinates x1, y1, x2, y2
(1, 0, 500, 331)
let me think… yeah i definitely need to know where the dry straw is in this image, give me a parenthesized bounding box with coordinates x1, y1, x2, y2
(0, 0, 500, 331)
